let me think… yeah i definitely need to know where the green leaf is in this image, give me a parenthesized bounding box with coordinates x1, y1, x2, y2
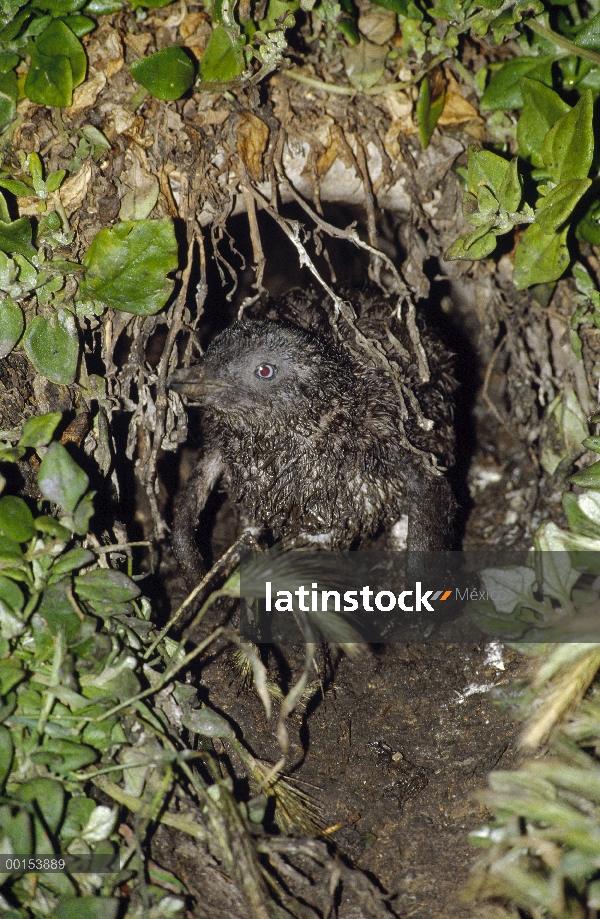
(0, 536, 24, 565)
(0, 178, 35, 196)
(31, 738, 98, 773)
(25, 20, 86, 107)
(183, 707, 235, 738)
(34, 19, 86, 84)
(0, 726, 13, 791)
(496, 157, 522, 213)
(488, 0, 544, 43)
(0, 71, 17, 129)
(130, 47, 195, 101)
(0, 496, 36, 542)
(517, 78, 571, 167)
(15, 777, 65, 834)
(71, 490, 95, 535)
(35, 515, 71, 539)
(54, 899, 119, 919)
(0, 657, 24, 693)
(80, 219, 178, 316)
(61, 796, 96, 840)
(56, 14, 96, 36)
(36, 578, 84, 641)
(32, 0, 87, 12)
(258, 0, 299, 32)
(0, 52, 19, 74)
(336, 16, 360, 43)
(541, 89, 594, 184)
(38, 442, 89, 514)
(480, 55, 554, 111)
(444, 223, 498, 261)
(416, 74, 445, 149)
(45, 169, 66, 193)
(583, 435, 600, 452)
(0, 216, 34, 259)
(467, 146, 510, 197)
(563, 491, 600, 539)
(370, 0, 408, 13)
(513, 222, 570, 289)
(199, 26, 244, 83)
(75, 568, 141, 604)
(0, 576, 24, 612)
(0, 297, 23, 359)
(25, 49, 73, 107)
(573, 11, 600, 53)
(50, 547, 94, 579)
(535, 178, 591, 234)
(571, 460, 600, 488)
(84, 0, 122, 11)
(576, 198, 600, 245)
(23, 310, 79, 384)
(18, 411, 61, 449)
(0, 448, 25, 465)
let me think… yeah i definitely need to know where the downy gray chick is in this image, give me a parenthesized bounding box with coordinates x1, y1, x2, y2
(169, 285, 457, 587)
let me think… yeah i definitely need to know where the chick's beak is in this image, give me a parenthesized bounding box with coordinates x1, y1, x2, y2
(167, 364, 205, 399)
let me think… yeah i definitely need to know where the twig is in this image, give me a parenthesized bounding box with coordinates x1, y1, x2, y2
(528, 19, 600, 66)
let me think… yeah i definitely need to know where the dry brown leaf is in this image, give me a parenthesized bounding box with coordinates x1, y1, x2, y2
(438, 91, 481, 126)
(68, 70, 107, 116)
(237, 112, 269, 182)
(88, 27, 124, 79)
(179, 11, 208, 39)
(358, 7, 397, 45)
(123, 32, 153, 57)
(118, 157, 160, 221)
(380, 92, 415, 157)
(105, 107, 137, 138)
(438, 69, 482, 127)
(16, 196, 42, 217)
(60, 160, 93, 214)
(316, 126, 355, 178)
(191, 109, 230, 127)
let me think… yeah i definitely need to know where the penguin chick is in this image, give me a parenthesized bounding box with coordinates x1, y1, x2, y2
(169, 293, 457, 588)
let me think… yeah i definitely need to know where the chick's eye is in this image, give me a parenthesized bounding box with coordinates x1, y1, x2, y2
(256, 363, 276, 380)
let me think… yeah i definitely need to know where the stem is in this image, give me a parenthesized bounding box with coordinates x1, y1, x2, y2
(528, 19, 600, 66)
(94, 625, 226, 722)
(92, 775, 208, 842)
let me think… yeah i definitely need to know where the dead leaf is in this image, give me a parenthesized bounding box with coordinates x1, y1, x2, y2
(158, 166, 180, 217)
(106, 107, 137, 138)
(381, 92, 416, 157)
(16, 196, 41, 217)
(317, 125, 355, 178)
(358, 7, 397, 45)
(342, 39, 388, 92)
(123, 32, 153, 58)
(237, 112, 269, 182)
(180, 11, 208, 39)
(87, 27, 124, 79)
(438, 91, 481, 126)
(68, 70, 106, 116)
(119, 157, 160, 221)
(60, 160, 93, 214)
(437, 69, 482, 127)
